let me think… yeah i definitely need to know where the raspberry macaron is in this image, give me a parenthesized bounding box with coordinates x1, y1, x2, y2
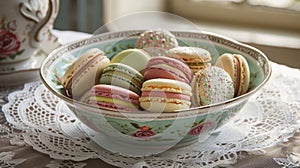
(88, 84, 140, 112)
(144, 56, 192, 84)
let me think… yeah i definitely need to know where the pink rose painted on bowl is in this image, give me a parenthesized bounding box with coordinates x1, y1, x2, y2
(0, 30, 21, 58)
(189, 121, 213, 136)
(132, 125, 156, 138)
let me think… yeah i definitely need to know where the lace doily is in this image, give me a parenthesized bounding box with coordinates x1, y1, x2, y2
(1, 63, 300, 168)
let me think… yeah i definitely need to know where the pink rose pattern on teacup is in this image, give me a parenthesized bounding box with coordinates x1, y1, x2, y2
(0, 18, 24, 60)
(189, 120, 213, 136)
(131, 124, 156, 138)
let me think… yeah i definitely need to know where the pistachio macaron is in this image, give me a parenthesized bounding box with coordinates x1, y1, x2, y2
(99, 63, 144, 95)
(167, 46, 212, 74)
(214, 53, 250, 97)
(191, 66, 234, 107)
(111, 48, 151, 74)
(61, 48, 110, 99)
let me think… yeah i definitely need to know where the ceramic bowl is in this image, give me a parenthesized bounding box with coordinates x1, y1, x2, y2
(40, 30, 271, 156)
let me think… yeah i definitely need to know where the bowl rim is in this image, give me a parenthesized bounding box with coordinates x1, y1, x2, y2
(40, 30, 272, 120)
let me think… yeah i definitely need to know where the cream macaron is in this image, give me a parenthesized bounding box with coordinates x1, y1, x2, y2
(214, 53, 250, 97)
(167, 46, 212, 74)
(140, 78, 192, 112)
(61, 48, 110, 99)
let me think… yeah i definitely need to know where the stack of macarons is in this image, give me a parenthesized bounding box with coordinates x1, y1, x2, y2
(61, 29, 251, 113)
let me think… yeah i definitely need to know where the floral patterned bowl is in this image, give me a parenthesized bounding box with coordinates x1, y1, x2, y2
(40, 30, 271, 156)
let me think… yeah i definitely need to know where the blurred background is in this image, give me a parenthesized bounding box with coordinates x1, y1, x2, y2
(54, 0, 300, 68)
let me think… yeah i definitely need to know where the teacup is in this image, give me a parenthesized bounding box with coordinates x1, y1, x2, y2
(0, 0, 59, 63)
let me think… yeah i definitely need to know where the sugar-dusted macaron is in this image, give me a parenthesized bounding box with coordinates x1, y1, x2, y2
(140, 79, 192, 112)
(61, 48, 110, 99)
(88, 84, 140, 112)
(167, 46, 212, 74)
(191, 66, 234, 107)
(135, 29, 178, 56)
(144, 56, 192, 84)
(99, 63, 144, 95)
(111, 48, 151, 73)
(214, 53, 250, 97)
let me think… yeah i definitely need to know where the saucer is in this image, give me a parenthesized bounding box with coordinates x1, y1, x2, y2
(0, 34, 61, 87)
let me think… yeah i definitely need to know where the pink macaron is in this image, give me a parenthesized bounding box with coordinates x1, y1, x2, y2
(88, 84, 140, 112)
(144, 56, 192, 84)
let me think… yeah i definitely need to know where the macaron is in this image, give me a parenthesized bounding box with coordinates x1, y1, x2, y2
(99, 63, 144, 95)
(111, 48, 151, 74)
(191, 66, 234, 107)
(144, 56, 192, 84)
(135, 29, 178, 56)
(167, 46, 212, 74)
(140, 79, 192, 112)
(88, 84, 140, 112)
(61, 48, 110, 99)
(214, 53, 250, 97)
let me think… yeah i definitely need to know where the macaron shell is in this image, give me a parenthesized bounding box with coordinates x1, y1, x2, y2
(111, 49, 151, 73)
(191, 66, 234, 106)
(135, 29, 178, 56)
(61, 48, 110, 99)
(142, 78, 192, 96)
(140, 101, 190, 113)
(167, 47, 212, 62)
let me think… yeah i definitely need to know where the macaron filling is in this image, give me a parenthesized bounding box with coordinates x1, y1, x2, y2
(90, 92, 140, 105)
(89, 100, 139, 111)
(89, 97, 139, 108)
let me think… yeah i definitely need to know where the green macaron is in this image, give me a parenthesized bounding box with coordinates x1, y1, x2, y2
(99, 63, 144, 95)
(111, 48, 151, 74)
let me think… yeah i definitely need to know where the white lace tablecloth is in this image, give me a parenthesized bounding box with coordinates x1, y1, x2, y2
(0, 30, 300, 168)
